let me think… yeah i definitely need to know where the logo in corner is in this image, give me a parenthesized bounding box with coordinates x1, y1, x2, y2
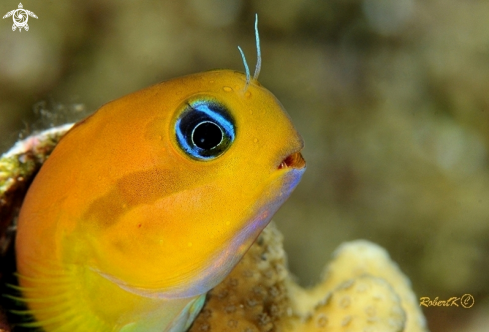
(3, 3, 38, 32)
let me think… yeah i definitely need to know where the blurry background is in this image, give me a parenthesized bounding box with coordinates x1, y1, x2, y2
(1, 1, 488, 331)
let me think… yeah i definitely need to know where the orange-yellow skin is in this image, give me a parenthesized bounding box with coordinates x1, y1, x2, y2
(15, 70, 305, 331)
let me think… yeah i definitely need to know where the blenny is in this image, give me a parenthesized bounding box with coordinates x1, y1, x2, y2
(14, 15, 305, 331)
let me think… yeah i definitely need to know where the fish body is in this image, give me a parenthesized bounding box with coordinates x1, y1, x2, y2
(15, 70, 305, 331)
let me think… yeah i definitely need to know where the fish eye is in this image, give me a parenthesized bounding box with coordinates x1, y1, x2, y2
(175, 99, 236, 160)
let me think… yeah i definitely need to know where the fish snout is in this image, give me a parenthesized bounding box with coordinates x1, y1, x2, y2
(278, 151, 305, 170)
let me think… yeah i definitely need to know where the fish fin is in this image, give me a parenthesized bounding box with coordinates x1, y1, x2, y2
(9, 259, 110, 332)
(166, 295, 206, 332)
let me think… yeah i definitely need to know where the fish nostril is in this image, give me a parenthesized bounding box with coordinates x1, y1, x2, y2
(278, 152, 306, 170)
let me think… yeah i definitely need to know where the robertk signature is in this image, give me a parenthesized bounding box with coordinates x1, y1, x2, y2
(419, 294, 474, 308)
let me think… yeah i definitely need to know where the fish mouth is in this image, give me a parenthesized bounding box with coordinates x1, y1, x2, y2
(278, 151, 306, 170)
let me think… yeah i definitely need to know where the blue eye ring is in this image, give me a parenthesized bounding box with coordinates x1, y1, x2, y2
(175, 99, 236, 160)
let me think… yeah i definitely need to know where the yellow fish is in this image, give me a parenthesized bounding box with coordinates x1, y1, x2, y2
(14, 16, 305, 331)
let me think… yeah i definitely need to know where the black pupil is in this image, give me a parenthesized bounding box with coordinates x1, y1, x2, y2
(192, 122, 223, 150)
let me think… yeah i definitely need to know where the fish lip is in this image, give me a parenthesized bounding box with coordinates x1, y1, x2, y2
(277, 151, 306, 170)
